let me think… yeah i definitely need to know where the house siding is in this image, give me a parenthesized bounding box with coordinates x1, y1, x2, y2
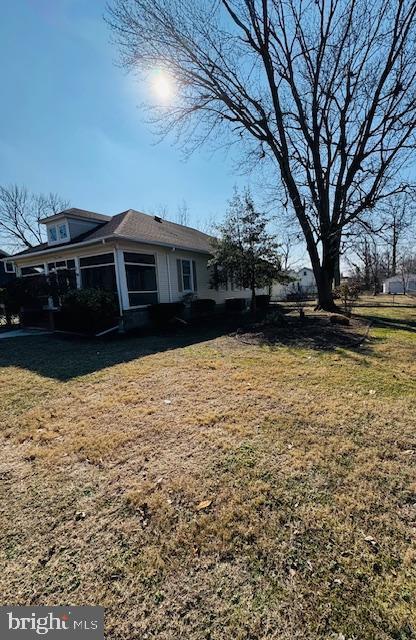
(12, 239, 266, 325)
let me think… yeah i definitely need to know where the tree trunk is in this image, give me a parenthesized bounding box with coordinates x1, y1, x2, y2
(392, 240, 397, 277)
(314, 267, 338, 311)
(310, 235, 339, 311)
(334, 255, 341, 287)
(250, 283, 256, 312)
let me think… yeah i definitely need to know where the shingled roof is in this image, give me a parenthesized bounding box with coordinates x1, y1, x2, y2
(39, 207, 112, 224)
(11, 209, 215, 258)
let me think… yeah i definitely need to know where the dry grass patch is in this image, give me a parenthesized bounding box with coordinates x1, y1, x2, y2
(0, 296, 415, 639)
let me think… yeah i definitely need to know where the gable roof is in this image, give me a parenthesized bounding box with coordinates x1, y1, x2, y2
(11, 209, 214, 259)
(39, 207, 111, 224)
(0, 249, 9, 258)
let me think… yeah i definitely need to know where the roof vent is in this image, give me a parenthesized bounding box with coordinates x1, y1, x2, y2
(154, 215, 163, 223)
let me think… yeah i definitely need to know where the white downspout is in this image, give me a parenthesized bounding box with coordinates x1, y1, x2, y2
(74, 257, 81, 289)
(166, 251, 172, 302)
(113, 246, 125, 317)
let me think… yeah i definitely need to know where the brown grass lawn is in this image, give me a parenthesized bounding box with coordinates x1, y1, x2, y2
(0, 296, 415, 639)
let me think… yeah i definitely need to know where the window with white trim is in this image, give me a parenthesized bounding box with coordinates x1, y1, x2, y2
(80, 253, 117, 292)
(58, 223, 68, 240)
(47, 259, 75, 272)
(21, 264, 45, 277)
(177, 259, 198, 293)
(47, 222, 69, 244)
(124, 252, 158, 307)
(47, 259, 77, 292)
(4, 261, 15, 273)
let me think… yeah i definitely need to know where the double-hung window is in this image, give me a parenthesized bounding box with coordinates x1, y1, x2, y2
(177, 259, 198, 293)
(124, 252, 158, 307)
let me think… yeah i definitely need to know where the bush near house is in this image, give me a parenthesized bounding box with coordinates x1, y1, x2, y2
(149, 302, 185, 327)
(54, 288, 119, 335)
(0, 277, 49, 326)
(190, 298, 216, 316)
(225, 298, 248, 313)
(255, 294, 270, 309)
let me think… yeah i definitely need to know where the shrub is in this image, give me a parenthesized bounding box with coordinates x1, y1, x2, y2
(225, 298, 248, 313)
(190, 299, 216, 315)
(149, 302, 185, 326)
(0, 277, 50, 326)
(333, 282, 361, 314)
(255, 294, 270, 309)
(56, 288, 119, 334)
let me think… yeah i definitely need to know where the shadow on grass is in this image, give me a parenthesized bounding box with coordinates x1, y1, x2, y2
(0, 311, 383, 382)
(358, 314, 416, 333)
(0, 324, 237, 382)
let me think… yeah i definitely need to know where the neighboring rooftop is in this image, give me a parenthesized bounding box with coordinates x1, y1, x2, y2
(39, 207, 112, 224)
(383, 273, 416, 282)
(11, 208, 214, 258)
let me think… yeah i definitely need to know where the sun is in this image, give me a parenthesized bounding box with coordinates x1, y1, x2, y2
(151, 70, 175, 103)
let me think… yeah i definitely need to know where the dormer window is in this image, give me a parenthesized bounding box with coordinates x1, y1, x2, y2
(47, 221, 69, 244)
(58, 223, 68, 240)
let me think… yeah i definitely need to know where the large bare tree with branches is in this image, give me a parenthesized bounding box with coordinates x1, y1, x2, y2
(107, 0, 416, 309)
(0, 184, 69, 250)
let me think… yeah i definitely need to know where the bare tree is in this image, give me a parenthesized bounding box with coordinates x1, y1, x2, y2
(176, 199, 190, 226)
(398, 250, 416, 293)
(0, 185, 69, 250)
(107, 0, 416, 309)
(379, 192, 416, 276)
(347, 232, 392, 295)
(149, 202, 169, 220)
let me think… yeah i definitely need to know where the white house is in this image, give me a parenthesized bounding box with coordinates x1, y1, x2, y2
(271, 266, 317, 300)
(5, 207, 266, 329)
(382, 273, 416, 295)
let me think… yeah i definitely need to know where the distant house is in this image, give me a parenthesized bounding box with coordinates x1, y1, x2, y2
(4, 207, 267, 329)
(271, 266, 317, 300)
(382, 273, 416, 295)
(0, 250, 15, 287)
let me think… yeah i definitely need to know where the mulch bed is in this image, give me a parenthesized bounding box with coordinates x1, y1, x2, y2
(233, 313, 372, 350)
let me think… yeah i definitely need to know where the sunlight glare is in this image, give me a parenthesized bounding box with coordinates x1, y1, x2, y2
(151, 70, 175, 103)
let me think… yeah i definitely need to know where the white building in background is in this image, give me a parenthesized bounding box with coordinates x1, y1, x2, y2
(382, 273, 416, 295)
(271, 266, 317, 300)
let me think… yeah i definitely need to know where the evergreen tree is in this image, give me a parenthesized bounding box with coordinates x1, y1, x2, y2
(210, 189, 283, 311)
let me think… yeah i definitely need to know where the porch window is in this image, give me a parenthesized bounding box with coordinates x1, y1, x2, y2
(47, 259, 77, 294)
(123, 252, 158, 307)
(79, 253, 117, 292)
(21, 264, 45, 277)
(177, 259, 198, 292)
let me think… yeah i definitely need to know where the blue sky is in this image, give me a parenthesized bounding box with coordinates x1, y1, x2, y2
(0, 0, 252, 229)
